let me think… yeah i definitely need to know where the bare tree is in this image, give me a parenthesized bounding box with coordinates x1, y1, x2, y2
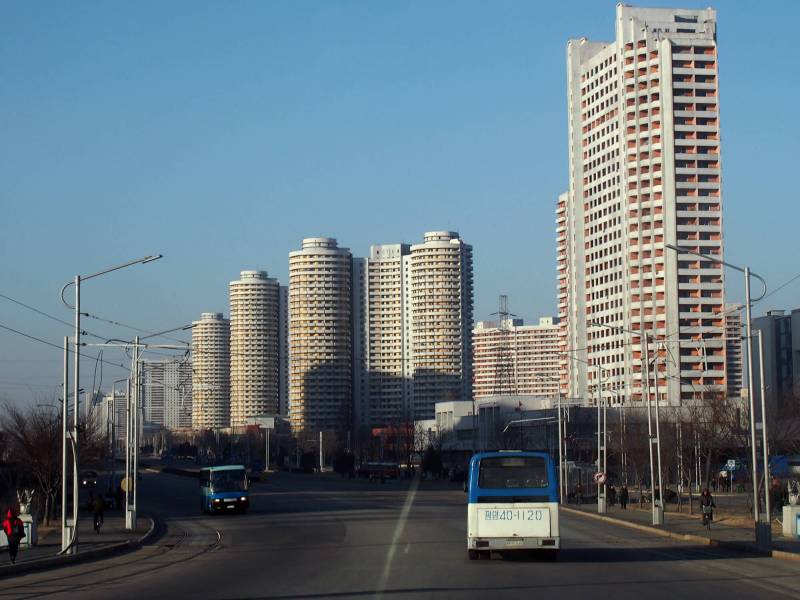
(1, 402, 61, 525)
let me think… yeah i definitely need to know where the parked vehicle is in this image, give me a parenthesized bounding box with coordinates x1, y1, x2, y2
(358, 462, 400, 480)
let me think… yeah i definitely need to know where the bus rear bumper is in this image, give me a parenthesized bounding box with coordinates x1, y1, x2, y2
(467, 536, 560, 551)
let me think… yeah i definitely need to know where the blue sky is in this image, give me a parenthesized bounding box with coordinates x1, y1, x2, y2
(1, 1, 799, 404)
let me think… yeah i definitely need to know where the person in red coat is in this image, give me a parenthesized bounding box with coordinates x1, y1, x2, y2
(2, 509, 25, 564)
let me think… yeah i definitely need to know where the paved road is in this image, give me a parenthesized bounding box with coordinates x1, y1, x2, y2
(3, 470, 799, 599)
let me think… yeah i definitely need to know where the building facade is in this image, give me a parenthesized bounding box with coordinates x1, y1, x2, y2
(191, 312, 230, 429)
(288, 238, 353, 433)
(279, 285, 289, 416)
(141, 359, 193, 430)
(752, 309, 800, 410)
(229, 270, 280, 426)
(473, 317, 560, 400)
(354, 244, 414, 428)
(559, 5, 726, 406)
(410, 231, 473, 419)
(724, 304, 743, 399)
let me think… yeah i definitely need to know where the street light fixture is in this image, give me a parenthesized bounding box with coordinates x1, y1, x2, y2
(58, 254, 162, 554)
(665, 244, 770, 548)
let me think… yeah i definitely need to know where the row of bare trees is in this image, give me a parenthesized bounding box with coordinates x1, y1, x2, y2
(605, 390, 800, 508)
(0, 399, 106, 525)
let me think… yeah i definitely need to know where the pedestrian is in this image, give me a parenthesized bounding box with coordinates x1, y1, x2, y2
(92, 495, 106, 534)
(575, 481, 583, 505)
(2, 509, 25, 564)
(608, 486, 617, 507)
(620, 485, 629, 510)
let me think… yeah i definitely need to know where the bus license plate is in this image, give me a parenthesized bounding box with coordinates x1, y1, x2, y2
(505, 538, 524, 546)
(224, 498, 236, 503)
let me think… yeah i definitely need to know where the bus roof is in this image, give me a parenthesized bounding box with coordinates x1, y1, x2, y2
(200, 465, 246, 472)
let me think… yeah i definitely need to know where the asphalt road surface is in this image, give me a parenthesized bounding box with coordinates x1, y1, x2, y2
(3, 470, 800, 599)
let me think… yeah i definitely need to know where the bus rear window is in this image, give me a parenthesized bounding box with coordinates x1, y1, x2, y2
(478, 457, 548, 489)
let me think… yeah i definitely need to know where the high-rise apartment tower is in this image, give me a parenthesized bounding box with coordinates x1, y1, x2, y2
(473, 317, 560, 400)
(559, 5, 726, 406)
(288, 238, 352, 433)
(191, 312, 231, 429)
(229, 270, 280, 426)
(410, 231, 473, 419)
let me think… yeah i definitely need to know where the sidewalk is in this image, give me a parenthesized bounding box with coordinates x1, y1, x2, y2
(563, 501, 800, 560)
(0, 512, 152, 576)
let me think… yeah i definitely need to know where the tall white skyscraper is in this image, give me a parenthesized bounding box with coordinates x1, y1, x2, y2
(288, 238, 352, 433)
(559, 5, 726, 406)
(410, 231, 473, 419)
(354, 244, 413, 428)
(229, 270, 280, 426)
(192, 312, 230, 429)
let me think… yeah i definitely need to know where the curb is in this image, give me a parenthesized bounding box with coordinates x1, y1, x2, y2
(0, 515, 157, 580)
(561, 506, 767, 555)
(561, 506, 800, 561)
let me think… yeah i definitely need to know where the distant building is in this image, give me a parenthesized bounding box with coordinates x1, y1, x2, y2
(289, 238, 353, 433)
(229, 270, 280, 426)
(472, 317, 560, 400)
(191, 312, 230, 429)
(278, 285, 289, 416)
(752, 309, 800, 410)
(724, 305, 743, 399)
(352, 244, 414, 429)
(410, 232, 473, 419)
(141, 359, 193, 430)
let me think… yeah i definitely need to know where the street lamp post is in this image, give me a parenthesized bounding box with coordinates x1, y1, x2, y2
(757, 329, 771, 522)
(590, 320, 662, 524)
(665, 244, 770, 548)
(59, 254, 161, 553)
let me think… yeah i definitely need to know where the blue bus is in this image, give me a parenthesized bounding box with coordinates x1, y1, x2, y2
(200, 465, 250, 514)
(466, 451, 560, 560)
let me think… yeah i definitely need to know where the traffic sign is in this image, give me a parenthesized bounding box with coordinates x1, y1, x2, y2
(593, 472, 607, 485)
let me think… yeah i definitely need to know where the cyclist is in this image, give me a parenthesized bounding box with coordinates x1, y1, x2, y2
(699, 488, 715, 528)
(92, 494, 106, 534)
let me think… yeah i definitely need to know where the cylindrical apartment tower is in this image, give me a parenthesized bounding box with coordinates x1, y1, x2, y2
(288, 238, 352, 433)
(229, 270, 280, 427)
(191, 312, 231, 429)
(410, 231, 473, 420)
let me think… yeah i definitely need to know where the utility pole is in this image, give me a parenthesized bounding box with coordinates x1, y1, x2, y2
(757, 330, 771, 533)
(71, 275, 80, 553)
(61, 336, 71, 553)
(319, 430, 324, 472)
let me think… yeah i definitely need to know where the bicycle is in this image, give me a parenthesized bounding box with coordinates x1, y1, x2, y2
(701, 505, 713, 531)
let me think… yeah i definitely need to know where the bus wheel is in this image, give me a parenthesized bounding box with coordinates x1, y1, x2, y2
(468, 550, 479, 561)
